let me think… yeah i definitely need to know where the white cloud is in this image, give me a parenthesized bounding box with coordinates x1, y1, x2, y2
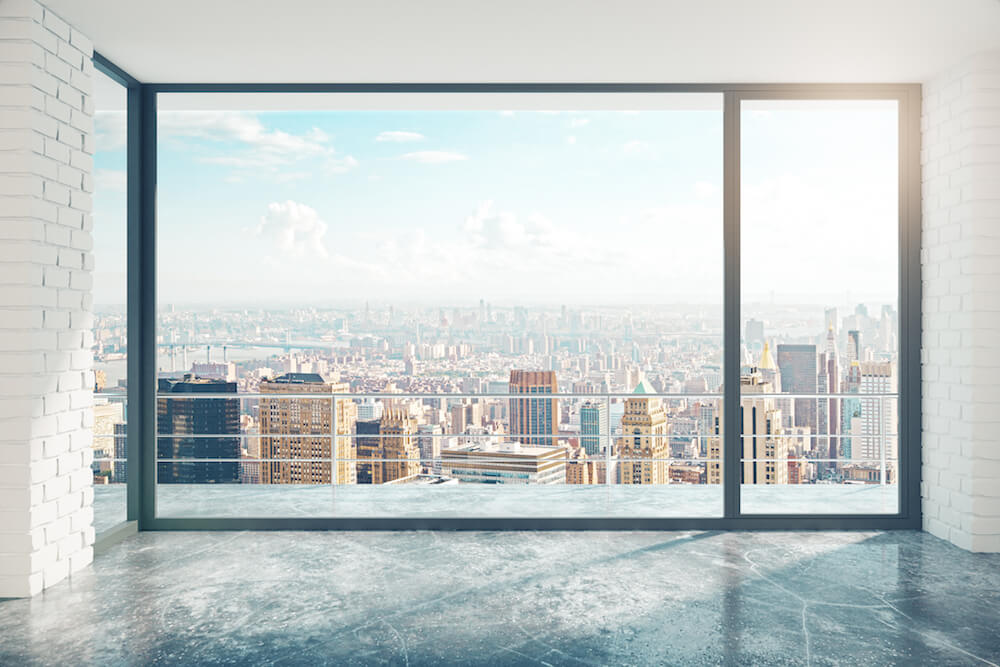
(326, 155, 359, 174)
(401, 151, 468, 164)
(94, 168, 126, 193)
(623, 140, 653, 157)
(566, 136, 577, 145)
(376, 131, 425, 142)
(274, 172, 311, 183)
(159, 111, 334, 169)
(94, 111, 127, 151)
(254, 201, 329, 260)
(307, 127, 331, 143)
(569, 118, 590, 128)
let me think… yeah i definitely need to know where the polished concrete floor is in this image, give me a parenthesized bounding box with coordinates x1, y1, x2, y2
(1, 530, 998, 665)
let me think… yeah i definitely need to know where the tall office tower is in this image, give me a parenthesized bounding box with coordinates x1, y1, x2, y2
(841, 361, 863, 461)
(508, 370, 559, 447)
(357, 398, 383, 422)
(615, 379, 669, 485)
(113, 423, 127, 482)
(355, 419, 381, 484)
(740, 371, 789, 485)
(758, 341, 790, 428)
(580, 400, 608, 456)
(744, 319, 765, 348)
(816, 328, 840, 477)
(705, 373, 790, 486)
(259, 373, 357, 485)
(706, 401, 722, 485)
(776, 344, 818, 436)
(417, 423, 443, 473)
(156, 375, 240, 484)
(847, 330, 861, 365)
(858, 361, 898, 471)
(451, 400, 484, 435)
(379, 409, 421, 484)
(566, 446, 597, 484)
(824, 307, 839, 336)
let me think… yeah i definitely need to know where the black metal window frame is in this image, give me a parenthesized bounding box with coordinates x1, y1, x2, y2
(92, 53, 921, 534)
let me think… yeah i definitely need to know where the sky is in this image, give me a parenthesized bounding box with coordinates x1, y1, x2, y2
(92, 96, 898, 309)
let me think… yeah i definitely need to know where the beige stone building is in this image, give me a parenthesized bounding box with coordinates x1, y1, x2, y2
(615, 379, 670, 485)
(259, 373, 357, 484)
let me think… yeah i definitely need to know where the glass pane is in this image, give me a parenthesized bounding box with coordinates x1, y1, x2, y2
(740, 99, 899, 514)
(92, 69, 128, 533)
(155, 93, 724, 518)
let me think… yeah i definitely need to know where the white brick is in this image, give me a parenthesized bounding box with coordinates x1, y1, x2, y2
(41, 9, 69, 42)
(1, 7, 96, 599)
(0, 1, 44, 23)
(923, 50, 1000, 553)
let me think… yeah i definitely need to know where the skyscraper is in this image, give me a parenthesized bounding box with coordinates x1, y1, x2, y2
(817, 328, 840, 476)
(705, 372, 791, 486)
(157, 375, 240, 484)
(580, 400, 608, 456)
(615, 378, 669, 485)
(509, 370, 558, 447)
(740, 371, 789, 485)
(356, 411, 420, 484)
(776, 344, 818, 434)
(355, 418, 381, 484)
(259, 373, 357, 485)
(858, 361, 898, 472)
(379, 409, 421, 484)
(847, 329, 861, 365)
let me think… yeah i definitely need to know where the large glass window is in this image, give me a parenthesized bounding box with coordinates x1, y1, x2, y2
(92, 68, 128, 533)
(153, 93, 724, 518)
(740, 99, 899, 514)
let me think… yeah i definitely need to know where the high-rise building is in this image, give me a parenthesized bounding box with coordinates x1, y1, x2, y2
(566, 446, 598, 484)
(841, 361, 863, 461)
(776, 344, 817, 434)
(740, 371, 789, 485)
(156, 375, 240, 484)
(615, 379, 669, 485)
(858, 361, 898, 468)
(705, 372, 790, 485)
(379, 409, 421, 484)
(355, 418, 381, 484)
(817, 328, 840, 477)
(824, 307, 839, 336)
(259, 373, 357, 485)
(417, 423, 443, 473)
(357, 398, 383, 422)
(508, 370, 558, 447)
(847, 330, 861, 365)
(113, 422, 127, 482)
(355, 411, 421, 484)
(579, 400, 608, 456)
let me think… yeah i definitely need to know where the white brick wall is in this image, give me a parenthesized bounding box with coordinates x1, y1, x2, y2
(0, 0, 94, 597)
(922, 50, 1000, 553)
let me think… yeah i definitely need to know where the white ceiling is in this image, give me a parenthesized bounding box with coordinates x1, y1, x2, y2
(48, 0, 1000, 84)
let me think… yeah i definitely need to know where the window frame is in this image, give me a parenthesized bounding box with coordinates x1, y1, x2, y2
(93, 55, 921, 531)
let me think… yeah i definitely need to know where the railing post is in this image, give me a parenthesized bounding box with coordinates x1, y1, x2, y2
(331, 394, 338, 487)
(605, 393, 612, 486)
(880, 395, 886, 487)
